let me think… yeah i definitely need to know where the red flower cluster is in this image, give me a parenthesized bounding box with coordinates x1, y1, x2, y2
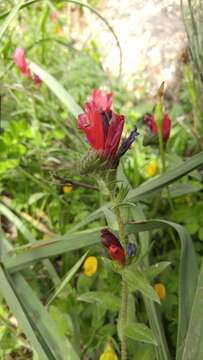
(13, 48, 41, 88)
(144, 113, 171, 142)
(101, 229, 125, 265)
(78, 89, 138, 167)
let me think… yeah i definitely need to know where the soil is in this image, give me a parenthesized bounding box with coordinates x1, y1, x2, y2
(81, 0, 187, 94)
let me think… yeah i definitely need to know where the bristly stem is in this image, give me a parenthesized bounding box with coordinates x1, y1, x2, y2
(115, 206, 128, 360)
(157, 127, 174, 211)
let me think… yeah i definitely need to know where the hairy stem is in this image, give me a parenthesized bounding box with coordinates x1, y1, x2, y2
(158, 128, 174, 211)
(115, 207, 128, 360)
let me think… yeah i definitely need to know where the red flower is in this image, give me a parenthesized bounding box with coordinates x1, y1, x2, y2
(34, 74, 42, 87)
(144, 113, 171, 142)
(13, 47, 41, 88)
(78, 89, 138, 166)
(90, 89, 112, 112)
(101, 229, 125, 265)
(13, 48, 31, 78)
(101, 229, 121, 248)
(108, 244, 125, 264)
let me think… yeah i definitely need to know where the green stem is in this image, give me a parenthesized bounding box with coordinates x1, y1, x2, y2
(115, 207, 128, 360)
(158, 127, 174, 211)
(157, 126, 166, 174)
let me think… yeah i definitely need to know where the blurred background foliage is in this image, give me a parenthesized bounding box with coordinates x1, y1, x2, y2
(0, 1, 203, 359)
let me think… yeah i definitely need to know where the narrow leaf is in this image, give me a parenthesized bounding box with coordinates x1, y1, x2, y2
(124, 268, 160, 304)
(78, 291, 120, 311)
(145, 262, 171, 280)
(29, 61, 82, 118)
(0, 1, 23, 40)
(0, 203, 59, 285)
(47, 252, 88, 306)
(180, 261, 203, 360)
(126, 218, 198, 359)
(124, 323, 157, 345)
(3, 228, 101, 272)
(126, 151, 203, 202)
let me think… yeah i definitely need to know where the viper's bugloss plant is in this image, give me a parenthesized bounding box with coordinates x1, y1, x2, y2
(77, 89, 140, 359)
(1, 3, 203, 360)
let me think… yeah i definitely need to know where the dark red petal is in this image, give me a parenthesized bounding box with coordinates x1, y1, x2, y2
(101, 229, 121, 248)
(34, 74, 42, 87)
(144, 113, 157, 135)
(90, 89, 113, 112)
(108, 244, 125, 264)
(162, 113, 171, 142)
(104, 112, 124, 157)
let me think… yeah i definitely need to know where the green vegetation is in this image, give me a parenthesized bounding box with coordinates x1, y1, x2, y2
(0, 1, 203, 359)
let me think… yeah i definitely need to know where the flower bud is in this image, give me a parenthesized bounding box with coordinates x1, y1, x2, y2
(127, 243, 136, 257)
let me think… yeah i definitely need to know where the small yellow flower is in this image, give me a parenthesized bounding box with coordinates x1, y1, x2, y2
(154, 283, 166, 300)
(83, 256, 98, 277)
(99, 344, 118, 360)
(63, 185, 73, 193)
(146, 161, 158, 177)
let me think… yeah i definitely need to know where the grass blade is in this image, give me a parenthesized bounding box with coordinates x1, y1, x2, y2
(0, 1, 23, 40)
(127, 151, 203, 202)
(126, 218, 198, 360)
(29, 61, 82, 118)
(0, 265, 49, 360)
(181, 261, 203, 360)
(47, 252, 88, 306)
(3, 228, 101, 272)
(124, 323, 158, 346)
(0, 203, 60, 285)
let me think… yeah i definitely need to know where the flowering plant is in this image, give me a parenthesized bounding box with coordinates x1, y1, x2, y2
(78, 89, 138, 170)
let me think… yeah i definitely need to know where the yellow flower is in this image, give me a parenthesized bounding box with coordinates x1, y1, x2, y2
(146, 161, 158, 177)
(99, 344, 118, 360)
(83, 256, 98, 277)
(63, 185, 73, 193)
(154, 283, 166, 300)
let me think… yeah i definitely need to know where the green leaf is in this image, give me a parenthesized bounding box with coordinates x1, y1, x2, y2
(124, 268, 160, 304)
(11, 272, 79, 360)
(78, 291, 120, 311)
(47, 252, 88, 306)
(0, 1, 23, 40)
(181, 261, 203, 360)
(49, 306, 74, 338)
(124, 323, 157, 345)
(198, 228, 203, 241)
(0, 266, 79, 360)
(164, 183, 202, 198)
(126, 219, 198, 360)
(126, 151, 203, 201)
(132, 344, 156, 360)
(0, 266, 48, 360)
(0, 203, 59, 285)
(3, 228, 101, 272)
(29, 61, 82, 119)
(145, 262, 171, 280)
(121, 172, 170, 360)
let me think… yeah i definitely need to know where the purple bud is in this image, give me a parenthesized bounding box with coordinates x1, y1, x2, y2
(127, 243, 136, 257)
(101, 229, 121, 248)
(116, 127, 139, 160)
